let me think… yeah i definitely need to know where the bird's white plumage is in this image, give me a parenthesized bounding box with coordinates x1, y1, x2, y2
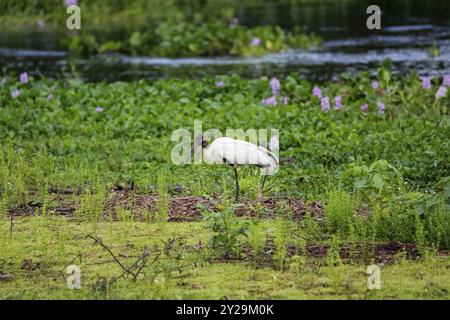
(203, 137, 278, 175)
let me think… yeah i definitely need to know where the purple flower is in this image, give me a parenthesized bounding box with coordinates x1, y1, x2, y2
(443, 75, 450, 87)
(435, 86, 447, 99)
(95, 106, 104, 113)
(251, 37, 261, 47)
(47, 94, 54, 101)
(269, 77, 281, 96)
(371, 81, 380, 90)
(64, 0, 78, 6)
(215, 80, 224, 88)
(361, 103, 369, 113)
(229, 18, 239, 29)
(261, 96, 278, 106)
(421, 77, 432, 90)
(269, 136, 279, 150)
(312, 86, 322, 99)
(11, 89, 20, 99)
(334, 95, 343, 110)
(20, 72, 29, 84)
(321, 96, 330, 113)
(377, 101, 385, 115)
(283, 96, 289, 105)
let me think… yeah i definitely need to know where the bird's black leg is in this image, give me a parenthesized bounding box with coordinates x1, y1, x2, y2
(233, 164, 239, 201)
(259, 174, 268, 202)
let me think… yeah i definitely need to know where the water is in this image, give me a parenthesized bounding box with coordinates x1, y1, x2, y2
(1, 0, 450, 82)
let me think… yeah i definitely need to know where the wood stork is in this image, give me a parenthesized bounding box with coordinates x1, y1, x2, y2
(192, 136, 279, 201)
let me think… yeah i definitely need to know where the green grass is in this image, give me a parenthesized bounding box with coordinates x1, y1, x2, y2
(1, 216, 449, 300)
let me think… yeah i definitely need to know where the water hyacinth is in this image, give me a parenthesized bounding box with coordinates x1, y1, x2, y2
(64, 0, 78, 6)
(377, 101, 385, 115)
(321, 96, 330, 112)
(251, 37, 261, 47)
(283, 96, 289, 105)
(215, 80, 224, 88)
(47, 94, 54, 101)
(421, 76, 432, 90)
(361, 103, 369, 113)
(11, 89, 20, 99)
(269, 77, 281, 96)
(312, 86, 322, 99)
(20, 72, 29, 84)
(229, 18, 239, 29)
(371, 81, 380, 90)
(435, 86, 447, 99)
(269, 136, 279, 150)
(334, 95, 343, 110)
(95, 106, 104, 113)
(261, 96, 278, 106)
(443, 75, 450, 87)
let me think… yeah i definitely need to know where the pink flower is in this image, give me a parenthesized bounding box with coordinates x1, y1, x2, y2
(443, 75, 450, 87)
(269, 77, 281, 96)
(361, 103, 369, 113)
(312, 86, 322, 99)
(371, 81, 380, 90)
(229, 18, 239, 29)
(321, 96, 330, 113)
(20, 72, 29, 84)
(421, 77, 432, 90)
(95, 106, 104, 113)
(251, 37, 261, 47)
(261, 96, 278, 106)
(269, 136, 279, 150)
(64, 0, 78, 6)
(334, 95, 343, 110)
(11, 89, 20, 99)
(435, 86, 447, 99)
(377, 101, 385, 115)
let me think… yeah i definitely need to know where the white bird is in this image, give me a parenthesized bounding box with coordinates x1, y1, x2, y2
(192, 136, 279, 201)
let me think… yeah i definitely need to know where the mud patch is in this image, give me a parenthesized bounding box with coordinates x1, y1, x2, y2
(242, 240, 422, 265)
(103, 190, 157, 221)
(9, 190, 324, 222)
(9, 195, 75, 218)
(20, 259, 42, 271)
(169, 196, 215, 222)
(235, 198, 324, 220)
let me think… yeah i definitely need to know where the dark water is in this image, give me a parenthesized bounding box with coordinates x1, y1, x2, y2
(1, 0, 450, 82)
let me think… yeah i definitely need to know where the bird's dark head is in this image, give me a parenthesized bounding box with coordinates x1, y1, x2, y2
(191, 134, 209, 157)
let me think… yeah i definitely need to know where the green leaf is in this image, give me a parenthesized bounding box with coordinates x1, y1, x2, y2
(373, 174, 385, 191)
